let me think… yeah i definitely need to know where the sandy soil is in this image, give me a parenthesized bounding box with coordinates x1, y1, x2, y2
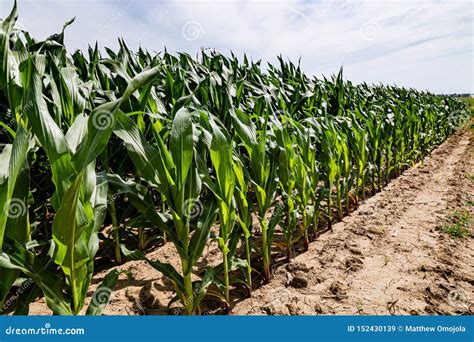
(29, 125, 474, 315)
(233, 125, 474, 315)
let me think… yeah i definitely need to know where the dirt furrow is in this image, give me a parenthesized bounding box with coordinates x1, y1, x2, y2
(29, 127, 473, 315)
(232, 127, 473, 315)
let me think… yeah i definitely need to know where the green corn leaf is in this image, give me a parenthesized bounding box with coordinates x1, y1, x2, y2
(192, 267, 216, 308)
(170, 107, 194, 189)
(189, 199, 218, 267)
(72, 66, 161, 171)
(13, 282, 42, 316)
(114, 112, 174, 197)
(0, 125, 31, 307)
(0, 237, 73, 315)
(51, 172, 91, 313)
(24, 54, 75, 204)
(86, 269, 122, 316)
(209, 120, 235, 208)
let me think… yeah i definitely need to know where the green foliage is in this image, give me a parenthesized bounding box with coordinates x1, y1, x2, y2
(0, 1, 470, 314)
(442, 211, 472, 239)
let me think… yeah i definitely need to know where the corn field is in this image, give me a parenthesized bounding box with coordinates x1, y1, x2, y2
(0, 2, 470, 315)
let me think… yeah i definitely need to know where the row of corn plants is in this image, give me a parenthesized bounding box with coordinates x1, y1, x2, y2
(0, 2, 471, 315)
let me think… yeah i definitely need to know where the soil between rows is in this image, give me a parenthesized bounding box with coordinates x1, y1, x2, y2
(29, 125, 474, 315)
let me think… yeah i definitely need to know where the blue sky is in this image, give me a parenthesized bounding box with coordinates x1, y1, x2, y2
(1, 0, 473, 94)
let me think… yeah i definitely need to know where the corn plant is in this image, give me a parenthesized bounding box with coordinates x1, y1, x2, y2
(0, 1, 471, 315)
(114, 108, 219, 314)
(273, 116, 297, 259)
(232, 156, 253, 294)
(199, 118, 236, 303)
(231, 107, 280, 282)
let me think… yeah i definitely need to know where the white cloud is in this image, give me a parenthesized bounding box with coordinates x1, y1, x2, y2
(2, 0, 472, 93)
